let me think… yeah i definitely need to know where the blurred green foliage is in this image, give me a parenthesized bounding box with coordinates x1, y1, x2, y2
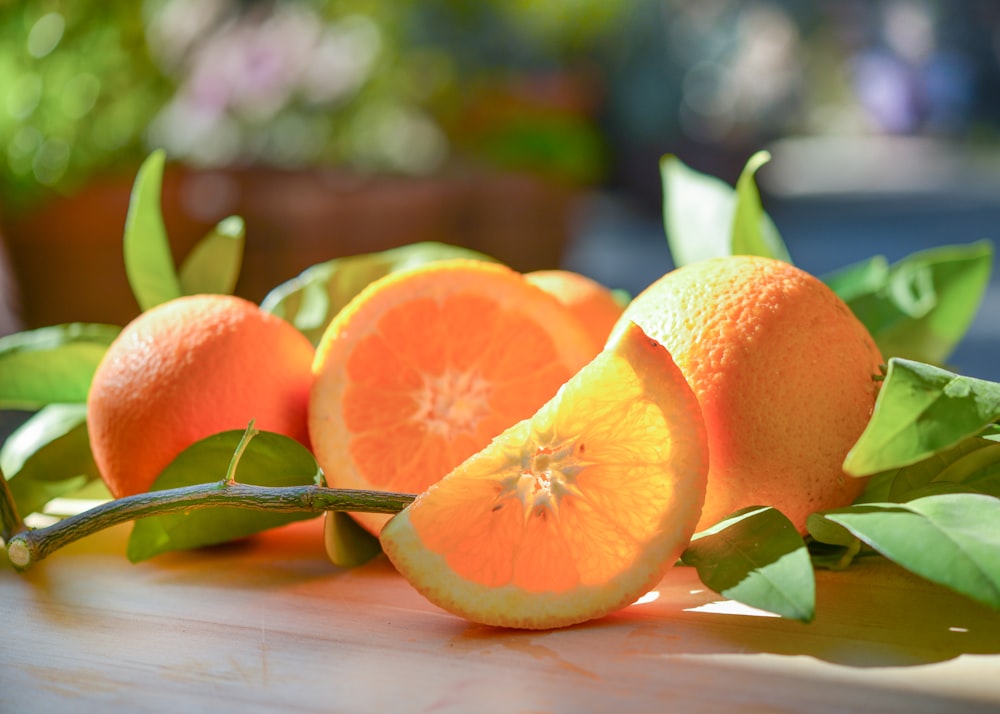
(0, 2, 170, 208)
(0, 0, 623, 212)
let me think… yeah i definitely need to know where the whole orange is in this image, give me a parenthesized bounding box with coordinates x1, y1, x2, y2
(611, 255, 883, 533)
(87, 294, 315, 498)
(523, 269, 625, 353)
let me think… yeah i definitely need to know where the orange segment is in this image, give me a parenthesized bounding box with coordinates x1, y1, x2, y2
(309, 259, 597, 534)
(380, 322, 709, 630)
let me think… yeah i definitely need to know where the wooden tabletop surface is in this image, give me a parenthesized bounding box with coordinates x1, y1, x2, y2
(2, 517, 999, 713)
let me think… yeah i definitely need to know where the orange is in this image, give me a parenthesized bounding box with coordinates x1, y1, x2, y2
(87, 294, 315, 498)
(611, 255, 883, 534)
(380, 321, 709, 629)
(524, 269, 625, 353)
(309, 259, 597, 535)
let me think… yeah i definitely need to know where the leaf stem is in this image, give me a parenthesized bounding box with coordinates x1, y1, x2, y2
(5, 482, 414, 572)
(225, 420, 258, 485)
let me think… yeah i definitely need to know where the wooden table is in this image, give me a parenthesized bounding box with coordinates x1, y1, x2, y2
(2, 518, 999, 713)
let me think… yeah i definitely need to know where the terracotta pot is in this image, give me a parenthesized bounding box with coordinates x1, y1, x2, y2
(1, 165, 576, 329)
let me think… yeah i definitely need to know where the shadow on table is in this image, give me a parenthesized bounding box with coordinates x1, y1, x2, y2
(452, 557, 1000, 669)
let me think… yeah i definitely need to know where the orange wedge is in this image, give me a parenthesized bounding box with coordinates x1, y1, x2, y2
(380, 321, 709, 629)
(309, 259, 597, 534)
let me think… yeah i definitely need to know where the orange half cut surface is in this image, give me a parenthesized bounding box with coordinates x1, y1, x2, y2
(309, 259, 598, 534)
(380, 321, 709, 630)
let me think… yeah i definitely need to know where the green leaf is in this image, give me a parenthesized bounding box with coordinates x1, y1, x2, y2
(979, 423, 1000, 442)
(817, 494, 1000, 610)
(126, 430, 322, 562)
(823, 255, 890, 303)
(661, 155, 735, 267)
(124, 149, 183, 311)
(906, 439, 1000, 495)
(661, 152, 790, 268)
(858, 437, 992, 504)
(827, 241, 993, 365)
(805, 515, 863, 571)
(260, 241, 499, 345)
(731, 151, 791, 263)
(1, 404, 106, 517)
(324, 511, 382, 568)
(844, 358, 1000, 476)
(681, 506, 815, 622)
(854, 434, 1000, 508)
(178, 216, 245, 296)
(0, 323, 119, 409)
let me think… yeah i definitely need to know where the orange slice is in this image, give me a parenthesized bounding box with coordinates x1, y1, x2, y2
(380, 322, 709, 629)
(309, 259, 597, 534)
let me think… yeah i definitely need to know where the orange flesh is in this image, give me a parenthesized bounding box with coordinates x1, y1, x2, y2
(406, 346, 683, 594)
(340, 290, 576, 494)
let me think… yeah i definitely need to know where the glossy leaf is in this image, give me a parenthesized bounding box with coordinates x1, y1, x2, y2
(127, 430, 322, 562)
(805, 515, 863, 571)
(0, 323, 119, 409)
(661, 152, 790, 268)
(661, 155, 736, 267)
(899, 439, 1000, 497)
(823, 255, 890, 303)
(817, 494, 1000, 610)
(731, 151, 791, 263)
(844, 358, 1000, 476)
(178, 216, 245, 296)
(826, 241, 992, 365)
(324, 510, 382, 568)
(124, 149, 183, 311)
(260, 241, 498, 345)
(681, 506, 815, 622)
(856, 437, 990, 505)
(1, 404, 105, 517)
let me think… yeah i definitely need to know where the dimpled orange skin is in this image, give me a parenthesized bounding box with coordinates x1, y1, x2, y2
(87, 294, 315, 498)
(612, 256, 883, 533)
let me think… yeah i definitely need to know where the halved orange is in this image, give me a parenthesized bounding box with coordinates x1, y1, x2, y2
(380, 321, 709, 629)
(309, 259, 597, 534)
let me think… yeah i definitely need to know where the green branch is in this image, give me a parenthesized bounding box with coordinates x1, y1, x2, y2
(4, 482, 414, 572)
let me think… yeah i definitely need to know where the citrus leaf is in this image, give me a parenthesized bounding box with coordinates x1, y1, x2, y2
(661, 154, 736, 268)
(260, 241, 499, 345)
(817, 494, 1000, 610)
(126, 430, 322, 562)
(913, 439, 1000, 493)
(980, 423, 1000, 441)
(0, 323, 119, 409)
(844, 358, 1000, 476)
(178, 216, 245, 296)
(826, 241, 992, 365)
(124, 149, 183, 311)
(805, 515, 863, 571)
(661, 153, 790, 268)
(324, 510, 382, 568)
(682, 506, 815, 622)
(823, 255, 890, 303)
(1, 404, 105, 517)
(854, 435, 1000, 509)
(731, 150, 791, 263)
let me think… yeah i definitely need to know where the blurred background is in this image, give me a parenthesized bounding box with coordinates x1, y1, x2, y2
(1, 0, 999, 378)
